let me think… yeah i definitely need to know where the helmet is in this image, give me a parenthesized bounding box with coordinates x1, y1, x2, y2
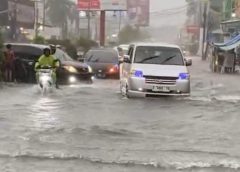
(56, 45, 61, 49)
(43, 47, 51, 54)
(6, 44, 12, 49)
(49, 44, 56, 49)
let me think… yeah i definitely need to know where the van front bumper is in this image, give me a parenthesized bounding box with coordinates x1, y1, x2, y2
(127, 77, 190, 97)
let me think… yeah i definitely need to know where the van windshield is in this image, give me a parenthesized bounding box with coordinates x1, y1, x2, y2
(134, 46, 184, 65)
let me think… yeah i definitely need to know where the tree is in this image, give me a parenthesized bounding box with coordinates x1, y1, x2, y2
(47, 38, 78, 59)
(185, 0, 196, 17)
(76, 37, 99, 52)
(46, 0, 77, 39)
(33, 35, 46, 44)
(118, 25, 149, 44)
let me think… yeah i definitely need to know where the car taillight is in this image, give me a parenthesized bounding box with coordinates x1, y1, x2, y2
(109, 65, 119, 73)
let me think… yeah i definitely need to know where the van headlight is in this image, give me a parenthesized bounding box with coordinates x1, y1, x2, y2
(178, 73, 190, 80)
(131, 70, 143, 77)
(88, 66, 93, 73)
(64, 66, 78, 73)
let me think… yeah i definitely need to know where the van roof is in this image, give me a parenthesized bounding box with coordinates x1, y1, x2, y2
(130, 42, 181, 49)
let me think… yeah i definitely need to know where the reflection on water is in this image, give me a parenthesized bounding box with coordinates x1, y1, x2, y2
(28, 97, 60, 130)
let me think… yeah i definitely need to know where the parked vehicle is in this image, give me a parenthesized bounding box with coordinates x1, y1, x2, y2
(120, 43, 191, 97)
(84, 48, 119, 78)
(5, 43, 93, 84)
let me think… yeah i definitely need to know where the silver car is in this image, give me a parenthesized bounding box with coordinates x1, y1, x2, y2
(120, 43, 192, 97)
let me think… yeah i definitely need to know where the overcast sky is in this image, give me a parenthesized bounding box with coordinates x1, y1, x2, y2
(150, 0, 187, 27)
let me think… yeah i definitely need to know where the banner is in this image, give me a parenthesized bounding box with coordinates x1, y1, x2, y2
(127, 0, 150, 27)
(77, 0, 100, 10)
(101, 0, 127, 11)
(77, 0, 127, 11)
(8, 0, 35, 29)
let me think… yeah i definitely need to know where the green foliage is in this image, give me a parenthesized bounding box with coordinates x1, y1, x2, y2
(33, 35, 46, 44)
(46, 0, 78, 39)
(118, 25, 149, 44)
(76, 37, 99, 52)
(47, 39, 78, 59)
(185, 0, 196, 17)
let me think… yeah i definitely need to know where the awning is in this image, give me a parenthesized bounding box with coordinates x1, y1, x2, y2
(219, 40, 240, 51)
(214, 34, 240, 47)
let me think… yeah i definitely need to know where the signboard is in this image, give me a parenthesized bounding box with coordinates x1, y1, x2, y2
(235, 0, 240, 17)
(8, 1, 35, 28)
(77, 0, 100, 10)
(127, 0, 150, 27)
(186, 25, 200, 34)
(0, 0, 8, 26)
(101, 0, 127, 11)
(77, 0, 127, 11)
(6, 0, 35, 29)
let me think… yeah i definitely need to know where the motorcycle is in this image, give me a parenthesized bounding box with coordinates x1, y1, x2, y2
(38, 66, 54, 95)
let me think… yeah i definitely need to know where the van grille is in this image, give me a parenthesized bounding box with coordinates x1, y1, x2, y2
(144, 75, 178, 85)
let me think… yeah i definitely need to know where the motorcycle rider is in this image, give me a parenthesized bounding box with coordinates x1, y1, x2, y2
(35, 47, 59, 88)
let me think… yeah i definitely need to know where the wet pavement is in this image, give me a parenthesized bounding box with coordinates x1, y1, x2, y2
(0, 57, 240, 172)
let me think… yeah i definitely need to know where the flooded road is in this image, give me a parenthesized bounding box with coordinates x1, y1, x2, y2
(1, 57, 240, 172)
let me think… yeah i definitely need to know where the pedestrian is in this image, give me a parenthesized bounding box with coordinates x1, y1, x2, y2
(3, 44, 15, 82)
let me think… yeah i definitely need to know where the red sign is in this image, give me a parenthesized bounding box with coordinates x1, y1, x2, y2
(77, 0, 100, 10)
(235, 0, 240, 17)
(186, 25, 200, 34)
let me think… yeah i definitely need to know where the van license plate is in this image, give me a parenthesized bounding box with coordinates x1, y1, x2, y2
(152, 86, 169, 92)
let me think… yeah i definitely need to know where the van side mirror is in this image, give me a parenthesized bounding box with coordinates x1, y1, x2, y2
(185, 58, 192, 66)
(123, 55, 131, 63)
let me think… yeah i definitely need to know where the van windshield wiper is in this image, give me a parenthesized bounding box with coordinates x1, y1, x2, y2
(138, 55, 160, 63)
(160, 55, 176, 64)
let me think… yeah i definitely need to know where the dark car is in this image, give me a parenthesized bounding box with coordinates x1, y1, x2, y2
(84, 48, 119, 78)
(5, 43, 93, 84)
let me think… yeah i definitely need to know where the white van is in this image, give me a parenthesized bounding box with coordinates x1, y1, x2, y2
(120, 43, 192, 97)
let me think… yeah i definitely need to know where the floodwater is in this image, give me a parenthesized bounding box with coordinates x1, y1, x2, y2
(0, 57, 240, 172)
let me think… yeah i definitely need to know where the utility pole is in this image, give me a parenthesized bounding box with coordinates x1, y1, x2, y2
(100, 10, 105, 46)
(118, 11, 122, 33)
(9, 0, 17, 41)
(202, 0, 208, 60)
(87, 0, 91, 39)
(34, 1, 39, 38)
(43, 0, 46, 30)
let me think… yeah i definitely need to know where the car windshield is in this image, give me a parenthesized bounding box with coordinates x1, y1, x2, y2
(86, 50, 118, 63)
(134, 46, 184, 65)
(54, 49, 73, 62)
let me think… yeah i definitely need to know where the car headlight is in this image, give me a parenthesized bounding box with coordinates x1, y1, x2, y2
(63, 66, 78, 73)
(88, 66, 93, 73)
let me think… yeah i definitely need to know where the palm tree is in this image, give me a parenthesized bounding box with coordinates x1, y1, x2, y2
(46, 0, 77, 39)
